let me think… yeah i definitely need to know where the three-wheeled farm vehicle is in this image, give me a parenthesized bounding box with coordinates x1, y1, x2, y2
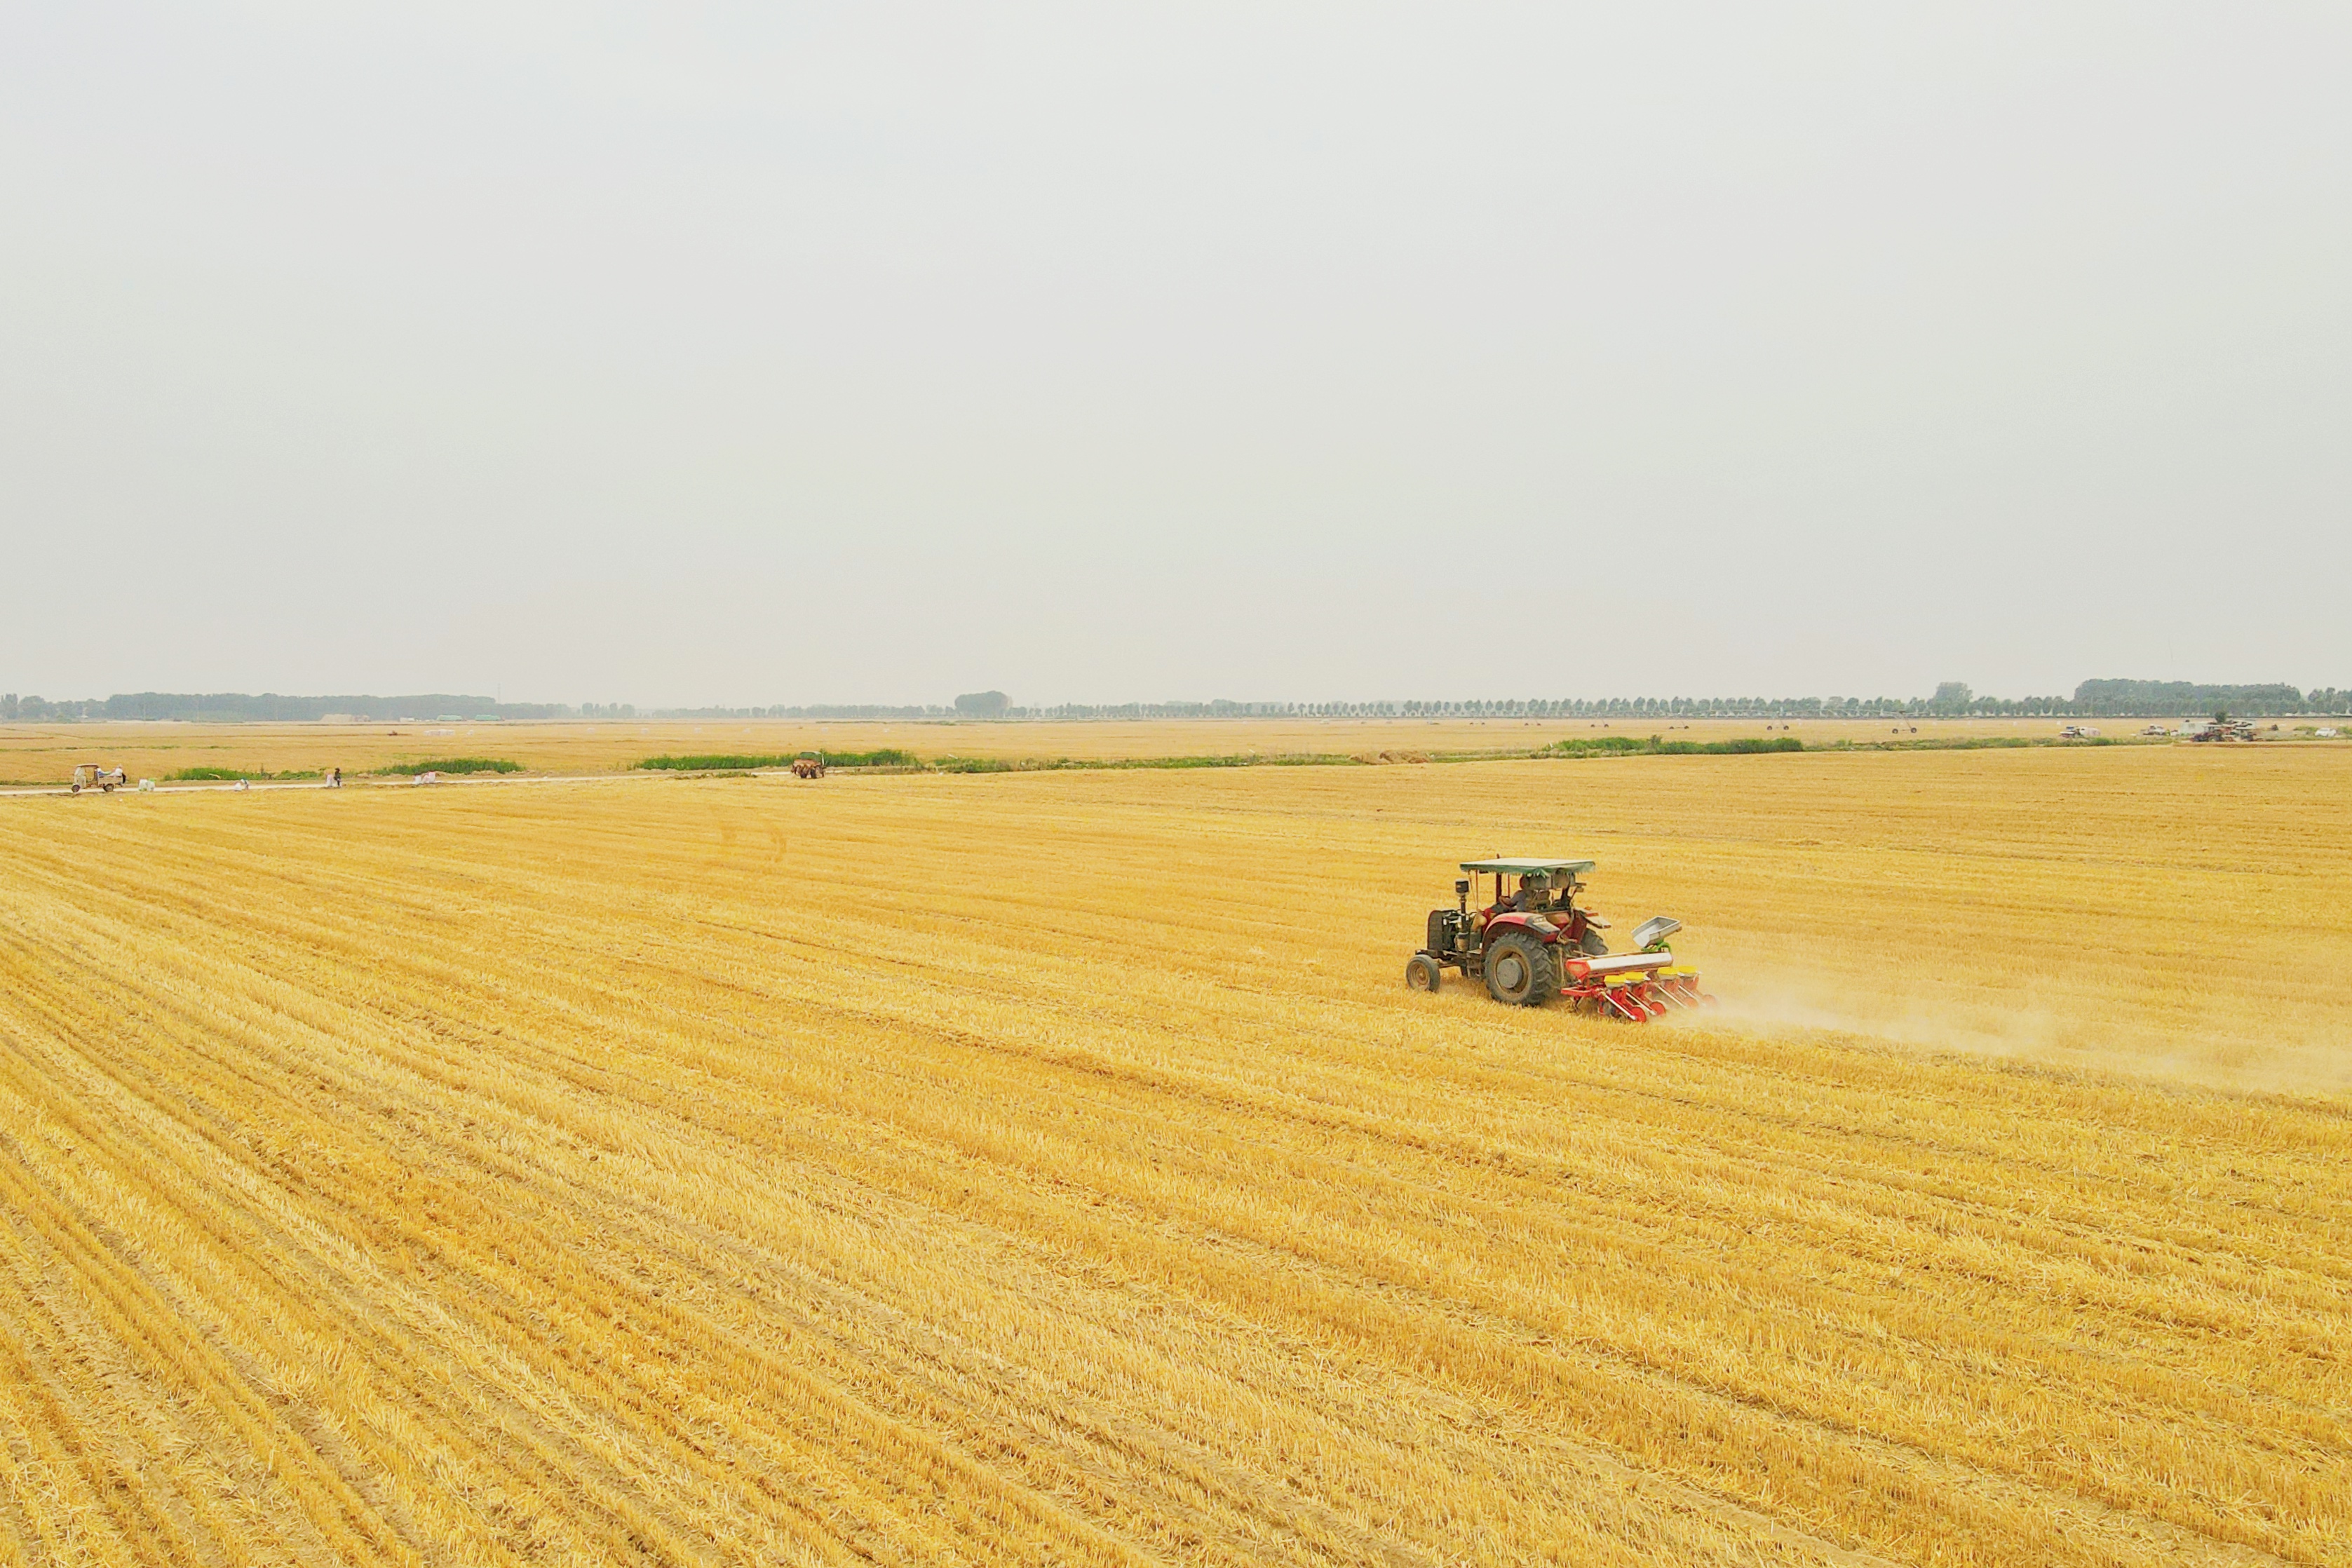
(70, 765, 128, 795)
(1405, 858, 1715, 1020)
(790, 757, 825, 779)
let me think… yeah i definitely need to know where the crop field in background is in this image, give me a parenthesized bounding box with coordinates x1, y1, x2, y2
(0, 746, 2346, 1564)
(0, 714, 2183, 786)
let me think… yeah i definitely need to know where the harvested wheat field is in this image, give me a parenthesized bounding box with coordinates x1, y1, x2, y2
(0, 714, 2105, 786)
(0, 746, 2346, 1566)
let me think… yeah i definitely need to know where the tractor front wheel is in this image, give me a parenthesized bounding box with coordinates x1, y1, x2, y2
(1405, 954, 1442, 993)
(1485, 932, 1555, 1006)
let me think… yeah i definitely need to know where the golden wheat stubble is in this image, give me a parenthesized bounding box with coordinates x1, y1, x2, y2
(0, 745, 2345, 1566)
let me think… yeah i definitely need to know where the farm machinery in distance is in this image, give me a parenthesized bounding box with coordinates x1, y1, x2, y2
(1405, 858, 1714, 1021)
(70, 765, 129, 794)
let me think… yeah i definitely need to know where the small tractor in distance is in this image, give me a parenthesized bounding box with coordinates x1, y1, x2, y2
(2187, 717, 2259, 743)
(790, 757, 825, 778)
(1405, 858, 1714, 1020)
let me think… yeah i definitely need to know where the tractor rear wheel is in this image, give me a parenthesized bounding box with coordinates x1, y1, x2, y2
(1405, 954, 1442, 992)
(1485, 931, 1555, 1006)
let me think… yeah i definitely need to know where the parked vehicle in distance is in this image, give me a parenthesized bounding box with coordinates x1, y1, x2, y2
(70, 765, 128, 794)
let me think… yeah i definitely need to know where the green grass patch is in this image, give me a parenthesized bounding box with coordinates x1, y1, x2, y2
(635, 749, 919, 771)
(804, 748, 921, 769)
(929, 755, 1041, 773)
(636, 752, 795, 771)
(163, 766, 322, 781)
(1543, 735, 1805, 758)
(663, 743, 1799, 776)
(1133, 752, 1352, 769)
(1670, 736, 1805, 755)
(370, 757, 523, 776)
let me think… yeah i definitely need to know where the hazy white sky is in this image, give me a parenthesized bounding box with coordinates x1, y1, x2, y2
(2, 2, 2346, 707)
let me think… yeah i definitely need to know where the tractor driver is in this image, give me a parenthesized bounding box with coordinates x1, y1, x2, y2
(1562, 898, 1610, 954)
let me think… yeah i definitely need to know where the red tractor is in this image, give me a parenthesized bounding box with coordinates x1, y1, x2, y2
(1405, 858, 1714, 1020)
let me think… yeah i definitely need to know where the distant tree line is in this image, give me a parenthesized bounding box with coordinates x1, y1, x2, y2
(989, 682, 2350, 720)
(4, 680, 2344, 724)
(0, 692, 572, 722)
(2067, 680, 2316, 716)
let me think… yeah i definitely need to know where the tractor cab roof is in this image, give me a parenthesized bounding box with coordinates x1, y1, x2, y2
(1459, 858, 1596, 877)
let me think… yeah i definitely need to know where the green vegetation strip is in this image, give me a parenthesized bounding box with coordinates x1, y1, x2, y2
(1542, 735, 1804, 757)
(165, 766, 323, 781)
(625, 731, 2196, 779)
(636, 750, 918, 770)
(633, 741, 1813, 775)
(369, 757, 524, 776)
